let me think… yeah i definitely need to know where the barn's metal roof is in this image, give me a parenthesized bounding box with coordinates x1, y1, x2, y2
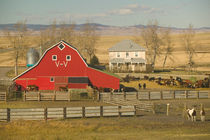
(108, 40, 146, 52)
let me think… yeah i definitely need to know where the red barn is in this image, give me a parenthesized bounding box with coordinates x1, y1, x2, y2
(13, 41, 120, 91)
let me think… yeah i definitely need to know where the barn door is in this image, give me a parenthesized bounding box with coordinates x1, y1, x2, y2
(54, 77, 68, 90)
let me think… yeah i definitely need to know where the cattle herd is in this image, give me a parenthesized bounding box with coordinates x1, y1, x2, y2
(122, 75, 210, 89)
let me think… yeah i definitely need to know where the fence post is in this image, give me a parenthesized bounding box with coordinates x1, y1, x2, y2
(136, 92, 138, 100)
(200, 103, 203, 111)
(7, 108, 10, 122)
(185, 90, 188, 99)
(118, 106, 121, 117)
(5, 92, 7, 102)
(100, 106, 103, 117)
(134, 105, 137, 117)
(38, 92, 40, 101)
(200, 103, 205, 122)
(208, 91, 210, 99)
(166, 103, 170, 116)
(110, 92, 113, 101)
(152, 103, 155, 114)
(63, 107, 66, 119)
(182, 103, 187, 118)
(44, 107, 47, 122)
(68, 92, 71, 102)
(82, 106, 85, 118)
(97, 91, 100, 102)
(197, 91, 199, 99)
(23, 91, 26, 102)
(148, 91, 151, 100)
(173, 91, 175, 99)
(53, 91, 56, 101)
(124, 92, 126, 100)
(160, 91, 163, 100)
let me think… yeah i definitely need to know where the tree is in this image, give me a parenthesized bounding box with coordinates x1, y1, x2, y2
(182, 24, 197, 71)
(141, 20, 162, 69)
(80, 22, 99, 63)
(37, 20, 99, 63)
(40, 20, 58, 53)
(161, 28, 174, 70)
(90, 55, 99, 65)
(4, 20, 28, 76)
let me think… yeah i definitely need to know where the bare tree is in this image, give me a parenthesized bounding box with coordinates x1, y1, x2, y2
(58, 21, 78, 46)
(161, 28, 174, 70)
(182, 24, 197, 71)
(37, 20, 99, 63)
(80, 22, 99, 63)
(39, 19, 58, 53)
(4, 20, 28, 76)
(141, 20, 162, 69)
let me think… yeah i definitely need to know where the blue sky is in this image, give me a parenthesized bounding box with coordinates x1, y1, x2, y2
(0, 0, 209, 28)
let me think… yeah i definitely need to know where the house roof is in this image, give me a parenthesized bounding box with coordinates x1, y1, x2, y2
(108, 40, 146, 52)
(110, 58, 146, 64)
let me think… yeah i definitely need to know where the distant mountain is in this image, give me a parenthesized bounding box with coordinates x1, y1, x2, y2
(0, 23, 210, 36)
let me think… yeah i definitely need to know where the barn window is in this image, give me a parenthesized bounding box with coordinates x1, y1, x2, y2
(58, 44, 65, 50)
(66, 55, 71, 61)
(50, 77, 54, 82)
(52, 55, 57, 61)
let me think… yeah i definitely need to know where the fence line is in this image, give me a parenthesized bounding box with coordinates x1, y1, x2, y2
(100, 90, 210, 101)
(0, 105, 137, 122)
(1, 105, 209, 122)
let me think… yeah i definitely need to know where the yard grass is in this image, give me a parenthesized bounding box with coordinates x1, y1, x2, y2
(0, 100, 109, 109)
(0, 117, 210, 140)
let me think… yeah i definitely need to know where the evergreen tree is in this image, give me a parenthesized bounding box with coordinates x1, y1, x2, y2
(90, 55, 99, 65)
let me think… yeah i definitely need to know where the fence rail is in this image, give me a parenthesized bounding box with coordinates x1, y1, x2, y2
(0, 105, 137, 122)
(23, 92, 71, 101)
(100, 90, 210, 101)
(0, 92, 6, 101)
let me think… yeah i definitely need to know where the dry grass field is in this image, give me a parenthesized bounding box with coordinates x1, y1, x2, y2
(1, 99, 210, 140)
(0, 117, 210, 140)
(0, 32, 210, 71)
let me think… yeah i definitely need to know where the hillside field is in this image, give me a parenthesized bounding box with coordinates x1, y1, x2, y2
(0, 32, 210, 71)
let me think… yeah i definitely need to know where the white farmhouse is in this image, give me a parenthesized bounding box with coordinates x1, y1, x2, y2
(108, 40, 146, 72)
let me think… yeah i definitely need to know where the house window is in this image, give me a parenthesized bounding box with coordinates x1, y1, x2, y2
(66, 55, 71, 61)
(117, 52, 120, 57)
(50, 77, 54, 82)
(135, 52, 138, 57)
(126, 52, 129, 58)
(52, 55, 57, 61)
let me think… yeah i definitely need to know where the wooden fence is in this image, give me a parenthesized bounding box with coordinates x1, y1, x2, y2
(0, 92, 6, 101)
(23, 92, 71, 101)
(104, 99, 154, 113)
(100, 90, 210, 101)
(0, 106, 137, 122)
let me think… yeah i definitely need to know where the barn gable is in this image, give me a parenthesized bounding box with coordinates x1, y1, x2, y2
(13, 40, 88, 81)
(13, 40, 120, 90)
